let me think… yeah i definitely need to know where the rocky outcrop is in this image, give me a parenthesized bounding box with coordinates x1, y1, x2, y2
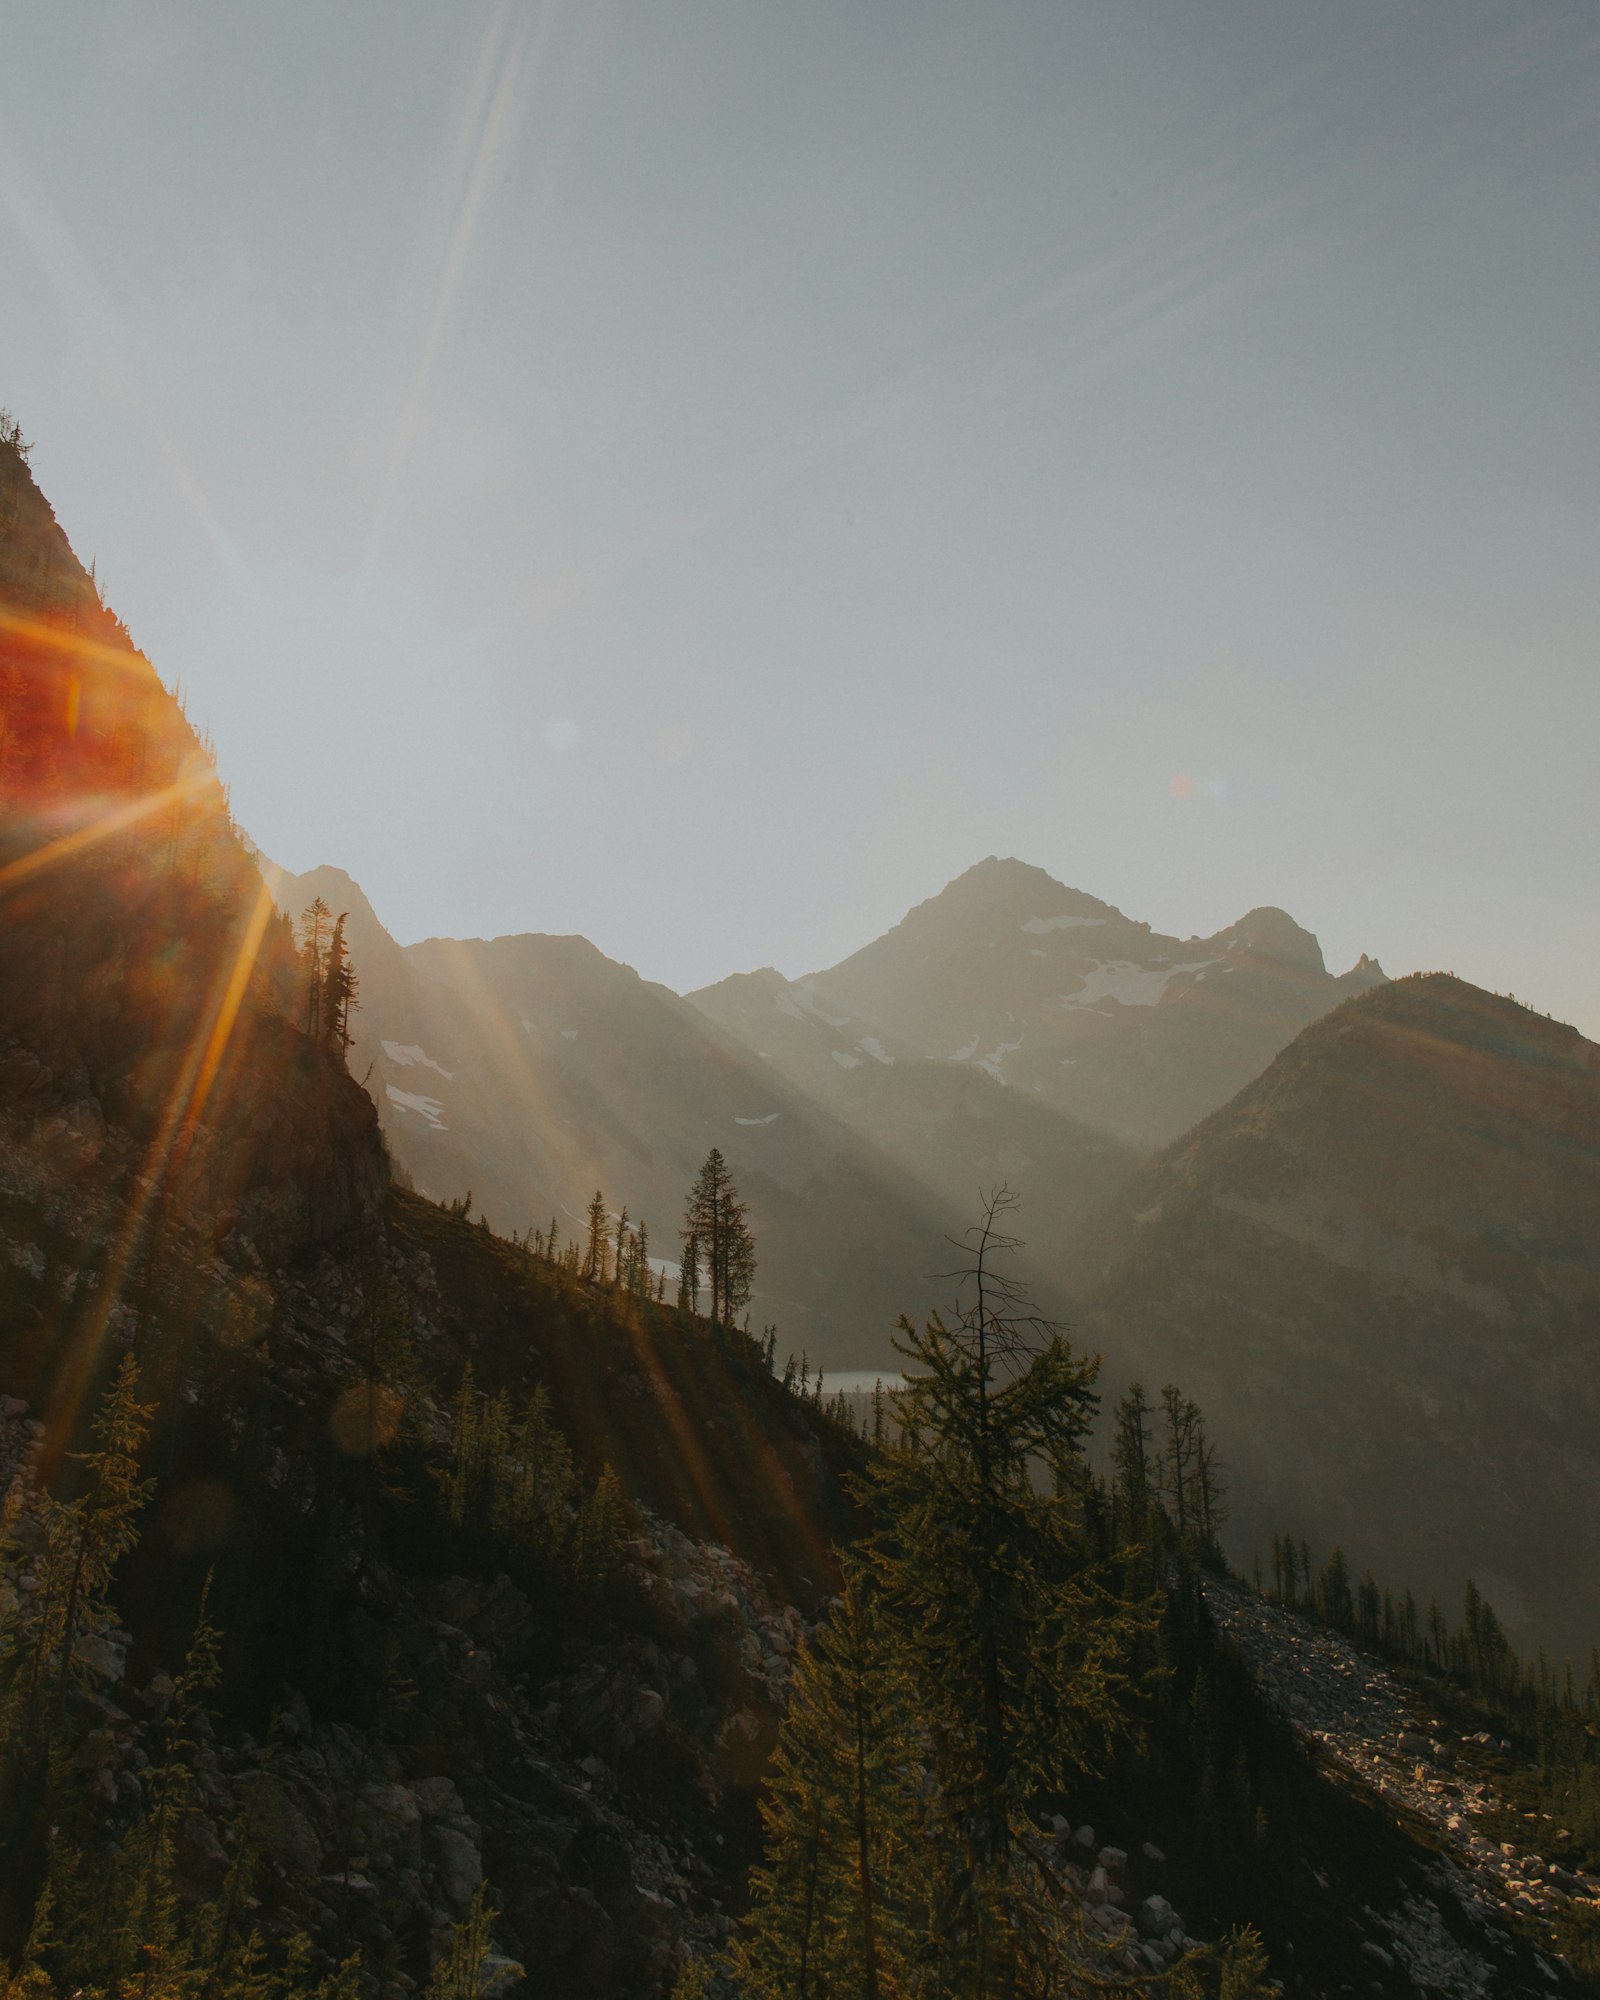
(1208, 1578, 1600, 1994)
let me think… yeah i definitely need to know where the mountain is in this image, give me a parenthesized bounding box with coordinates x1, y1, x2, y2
(262, 862, 987, 1370)
(8, 433, 1599, 1996)
(1081, 973, 1600, 1657)
(694, 855, 1386, 1152)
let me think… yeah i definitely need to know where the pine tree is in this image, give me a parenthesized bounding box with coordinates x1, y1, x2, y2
(860, 1190, 1155, 1982)
(677, 1232, 700, 1316)
(319, 913, 358, 1058)
(584, 1190, 609, 1284)
(32, 1356, 153, 1733)
(681, 1149, 756, 1325)
(574, 1466, 630, 1594)
(730, 1576, 929, 2000)
(297, 898, 332, 1043)
(612, 1207, 629, 1290)
(631, 1218, 651, 1297)
(1110, 1381, 1153, 1544)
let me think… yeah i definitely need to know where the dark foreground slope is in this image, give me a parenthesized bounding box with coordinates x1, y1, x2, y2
(0, 430, 865, 1992)
(1084, 974, 1600, 1657)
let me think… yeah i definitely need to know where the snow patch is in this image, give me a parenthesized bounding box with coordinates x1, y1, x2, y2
(789, 981, 852, 1029)
(977, 1034, 1023, 1082)
(1060, 959, 1219, 1011)
(735, 1113, 781, 1127)
(951, 1033, 980, 1061)
(857, 1036, 894, 1065)
(1021, 913, 1106, 935)
(775, 991, 806, 1022)
(561, 1028, 579, 1039)
(831, 1050, 863, 1069)
(385, 1086, 447, 1131)
(381, 1040, 453, 1080)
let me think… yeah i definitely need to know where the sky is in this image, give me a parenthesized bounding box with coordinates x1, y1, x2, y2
(3, 2, 1598, 1031)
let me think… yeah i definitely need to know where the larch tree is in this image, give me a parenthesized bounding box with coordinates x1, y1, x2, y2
(730, 1575, 930, 2000)
(860, 1190, 1156, 1991)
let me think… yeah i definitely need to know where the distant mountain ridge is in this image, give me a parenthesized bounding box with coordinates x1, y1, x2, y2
(692, 854, 1385, 1150)
(262, 860, 1003, 1365)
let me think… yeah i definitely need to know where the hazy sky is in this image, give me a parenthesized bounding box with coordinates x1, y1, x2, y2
(4, 3, 1598, 1029)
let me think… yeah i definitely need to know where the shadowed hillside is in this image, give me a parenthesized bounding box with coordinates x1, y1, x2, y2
(1083, 973, 1600, 1657)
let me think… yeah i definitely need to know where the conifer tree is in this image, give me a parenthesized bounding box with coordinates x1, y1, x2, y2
(319, 913, 358, 1058)
(682, 1149, 756, 1325)
(860, 1190, 1155, 1981)
(612, 1207, 629, 1290)
(584, 1190, 609, 1283)
(730, 1576, 929, 2000)
(29, 1356, 153, 1734)
(426, 1884, 500, 2000)
(1111, 1381, 1153, 1544)
(297, 898, 331, 1043)
(574, 1466, 630, 1593)
(677, 1232, 700, 1316)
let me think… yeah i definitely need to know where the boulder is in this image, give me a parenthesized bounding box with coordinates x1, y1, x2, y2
(428, 1824, 484, 1914)
(1136, 1894, 1178, 1938)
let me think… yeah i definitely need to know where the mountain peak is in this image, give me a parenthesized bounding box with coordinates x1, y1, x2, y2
(1209, 905, 1326, 975)
(912, 856, 1119, 928)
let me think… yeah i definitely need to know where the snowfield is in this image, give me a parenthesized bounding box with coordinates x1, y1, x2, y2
(380, 1040, 454, 1079)
(385, 1085, 448, 1130)
(1061, 959, 1219, 1010)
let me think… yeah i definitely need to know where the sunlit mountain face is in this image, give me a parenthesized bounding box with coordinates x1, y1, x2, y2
(0, 436, 388, 1430)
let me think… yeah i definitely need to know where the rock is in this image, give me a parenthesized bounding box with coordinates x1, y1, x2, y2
(478, 1955, 524, 1997)
(1086, 1866, 1111, 1906)
(413, 1774, 466, 1820)
(1141, 1841, 1166, 1863)
(1397, 1729, 1431, 1758)
(427, 1824, 483, 1914)
(1136, 1894, 1178, 1938)
(1072, 1824, 1096, 1853)
(1097, 1845, 1128, 1876)
(276, 1685, 314, 1742)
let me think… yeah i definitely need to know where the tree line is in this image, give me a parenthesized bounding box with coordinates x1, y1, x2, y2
(1258, 1532, 1600, 1875)
(503, 1145, 759, 1328)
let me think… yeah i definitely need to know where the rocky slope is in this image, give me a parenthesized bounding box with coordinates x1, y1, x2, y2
(1084, 976, 1600, 1658)
(1207, 1578, 1600, 1994)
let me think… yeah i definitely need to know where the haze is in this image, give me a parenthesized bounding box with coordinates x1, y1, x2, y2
(2, 2, 1597, 1029)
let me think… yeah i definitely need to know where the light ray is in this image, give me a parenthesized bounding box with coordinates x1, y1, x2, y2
(360, 0, 558, 576)
(30, 869, 283, 1473)
(0, 606, 158, 678)
(0, 769, 215, 894)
